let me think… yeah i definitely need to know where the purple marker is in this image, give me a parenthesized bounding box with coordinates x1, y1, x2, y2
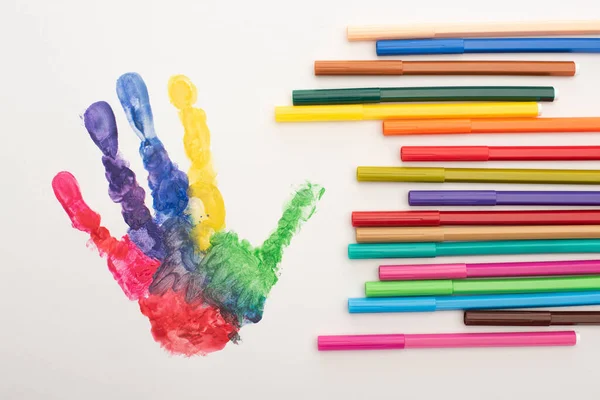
(408, 190, 600, 206)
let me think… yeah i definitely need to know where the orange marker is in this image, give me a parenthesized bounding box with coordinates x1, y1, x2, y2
(382, 117, 600, 136)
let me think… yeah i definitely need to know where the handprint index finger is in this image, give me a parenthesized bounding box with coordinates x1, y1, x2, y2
(168, 75, 226, 251)
(83, 101, 165, 260)
(116, 72, 189, 224)
(52, 171, 161, 300)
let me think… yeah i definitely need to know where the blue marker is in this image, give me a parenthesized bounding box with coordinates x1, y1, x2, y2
(348, 291, 600, 313)
(376, 38, 600, 56)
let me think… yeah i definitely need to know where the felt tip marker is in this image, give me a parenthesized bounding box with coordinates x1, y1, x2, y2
(347, 291, 600, 313)
(347, 239, 600, 259)
(347, 20, 600, 41)
(464, 310, 600, 326)
(400, 145, 600, 162)
(274, 102, 540, 122)
(365, 275, 600, 297)
(313, 60, 578, 76)
(407, 190, 600, 206)
(351, 210, 600, 227)
(383, 117, 600, 136)
(376, 38, 600, 56)
(355, 225, 600, 243)
(356, 166, 600, 185)
(379, 259, 600, 281)
(317, 331, 578, 351)
(292, 86, 555, 105)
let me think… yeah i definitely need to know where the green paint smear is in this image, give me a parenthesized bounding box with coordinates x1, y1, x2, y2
(199, 182, 325, 325)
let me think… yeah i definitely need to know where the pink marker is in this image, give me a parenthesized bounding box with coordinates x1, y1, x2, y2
(379, 259, 600, 281)
(317, 331, 578, 351)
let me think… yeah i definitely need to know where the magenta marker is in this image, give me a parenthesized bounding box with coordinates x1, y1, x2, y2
(379, 259, 600, 281)
(317, 331, 578, 351)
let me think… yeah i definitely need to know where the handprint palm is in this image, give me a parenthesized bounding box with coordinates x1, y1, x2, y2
(52, 73, 323, 356)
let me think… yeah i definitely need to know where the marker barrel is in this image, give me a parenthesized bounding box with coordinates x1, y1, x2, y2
(400, 146, 600, 161)
(292, 87, 555, 105)
(379, 259, 600, 281)
(463, 310, 600, 326)
(351, 210, 600, 227)
(317, 331, 577, 351)
(347, 239, 600, 259)
(356, 166, 600, 184)
(365, 275, 600, 297)
(407, 190, 600, 206)
(354, 225, 600, 243)
(347, 291, 600, 313)
(314, 60, 577, 76)
(274, 102, 540, 122)
(346, 20, 600, 40)
(376, 38, 600, 56)
(383, 117, 600, 135)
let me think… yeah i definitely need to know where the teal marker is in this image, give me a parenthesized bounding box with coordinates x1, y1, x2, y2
(292, 86, 556, 105)
(365, 275, 600, 297)
(348, 239, 600, 259)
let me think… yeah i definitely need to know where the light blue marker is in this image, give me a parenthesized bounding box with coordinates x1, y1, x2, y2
(348, 291, 600, 313)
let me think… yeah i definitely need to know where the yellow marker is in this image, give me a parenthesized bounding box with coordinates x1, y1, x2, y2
(274, 102, 541, 122)
(169, 75, 226, 250)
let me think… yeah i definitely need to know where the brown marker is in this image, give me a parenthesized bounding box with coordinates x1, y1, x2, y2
(314, 60, 577, 76)
(464, 310, 600, 326)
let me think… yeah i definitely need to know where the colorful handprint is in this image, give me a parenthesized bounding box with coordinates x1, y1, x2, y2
(52, 72, 324, 356)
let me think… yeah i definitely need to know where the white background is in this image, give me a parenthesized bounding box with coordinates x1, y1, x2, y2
(3, 0, 600, 399)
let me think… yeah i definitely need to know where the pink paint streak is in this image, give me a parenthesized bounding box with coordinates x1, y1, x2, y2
(52, 171, 160, 300)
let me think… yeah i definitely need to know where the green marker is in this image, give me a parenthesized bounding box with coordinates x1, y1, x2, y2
(347, 239, 600, 259)
(365, 275, 600, 297)
(292, 86, 556, 105)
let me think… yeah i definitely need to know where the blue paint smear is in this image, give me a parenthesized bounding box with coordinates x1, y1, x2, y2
(115, 72, 189, 223)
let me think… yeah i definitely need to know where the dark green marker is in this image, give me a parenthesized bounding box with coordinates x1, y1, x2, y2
(292, 86, 556, 105)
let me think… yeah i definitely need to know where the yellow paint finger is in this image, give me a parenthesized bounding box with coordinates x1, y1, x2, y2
(168, 74, 226, 250)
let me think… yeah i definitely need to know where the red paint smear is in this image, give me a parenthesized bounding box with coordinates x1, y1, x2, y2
(139, 290, 238, 356)
(52, 171, 160, 300)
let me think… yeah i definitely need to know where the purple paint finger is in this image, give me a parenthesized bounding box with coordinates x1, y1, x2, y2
(83, 101, 165, 260)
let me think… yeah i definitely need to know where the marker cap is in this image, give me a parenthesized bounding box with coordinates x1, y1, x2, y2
(313, 60, 405, 75)
(379, 263, 468, 280)
(292, 88, 381, 105)
(352, 211, 442, 227)
(348, 243, 438, 259)
(383, 119, 473, 135)
(318, 334, 406, 350)
(357, 166, 446, 182)
(376, 39, 465, 55)
(274, 105, 364, 122)
(366, 280, 454, 297)
(402, 146, 490, 161)
(348, 297, 438, 313)
(409, 190, 498, 206)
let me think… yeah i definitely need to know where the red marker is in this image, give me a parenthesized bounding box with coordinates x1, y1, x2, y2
(351, 210, 600, 227)
(400, 145, 600, 162)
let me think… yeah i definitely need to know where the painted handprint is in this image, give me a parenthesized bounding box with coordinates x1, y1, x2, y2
(52, 72, 324, 356)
